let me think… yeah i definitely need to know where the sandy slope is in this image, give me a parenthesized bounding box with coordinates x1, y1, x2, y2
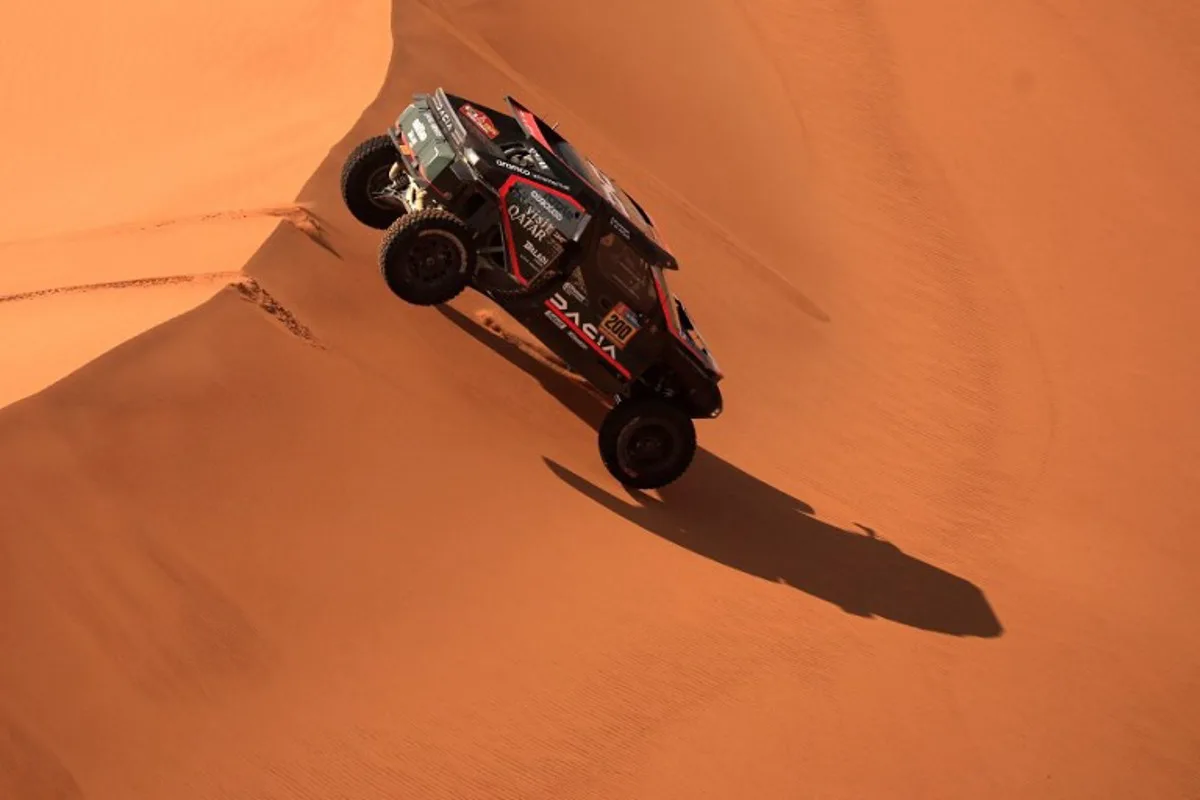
(2, 0, 1198, 797)
(0, 0, 389, 407)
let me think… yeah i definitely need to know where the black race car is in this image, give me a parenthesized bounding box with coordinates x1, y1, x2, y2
(340, 88, 723, 489)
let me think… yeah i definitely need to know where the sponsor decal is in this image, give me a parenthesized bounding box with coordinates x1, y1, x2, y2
(494, 158, 571, 192)
(529, 188, 566, 222)
(431, 94, 466, 144)
(508, 201, 556, 243)
(562, 269, 587, 304)
(610, 216, 631, 239)
(495, 158, 529, 176)
(522, 238, 550, 268)
(527, 148, 552, 175)
(599, 301, 641, 349)
(409, 116, 430, 144)
(548, 292, 619, 360)
(544, 308, 567, 330)
(459, 103, 499, 139)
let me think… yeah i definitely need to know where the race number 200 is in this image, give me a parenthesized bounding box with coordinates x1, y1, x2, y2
(599, 304, 640, 348)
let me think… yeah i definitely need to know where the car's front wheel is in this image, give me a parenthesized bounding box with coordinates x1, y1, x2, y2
(598, 397, 697, 489)
(378, 209, 476, 306)
(340, 135, 407, 230)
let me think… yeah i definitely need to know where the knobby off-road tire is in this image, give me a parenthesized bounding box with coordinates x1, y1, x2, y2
(598, 397, 697, 490)
(341, 135, 406, 230)
(379, 209, 477, 306)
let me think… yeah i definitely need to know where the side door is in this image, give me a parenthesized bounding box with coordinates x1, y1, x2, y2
(567, 212, 667, 378)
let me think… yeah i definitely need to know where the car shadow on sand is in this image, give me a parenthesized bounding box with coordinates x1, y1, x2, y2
(436, 304, 1003, 638)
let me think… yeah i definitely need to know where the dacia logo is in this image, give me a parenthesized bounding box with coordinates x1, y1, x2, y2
(548, 293, 618, 360)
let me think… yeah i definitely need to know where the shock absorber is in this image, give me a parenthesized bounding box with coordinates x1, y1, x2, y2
(403, 180, 427, 213)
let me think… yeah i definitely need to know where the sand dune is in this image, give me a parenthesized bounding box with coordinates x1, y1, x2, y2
(2, 0, 1198, 797)
(0, 0, 388, 406)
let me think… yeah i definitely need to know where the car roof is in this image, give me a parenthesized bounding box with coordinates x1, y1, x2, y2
(502, 94, 679, 270)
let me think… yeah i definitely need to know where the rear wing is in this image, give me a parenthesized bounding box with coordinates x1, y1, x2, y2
(505, 95, 554, 145)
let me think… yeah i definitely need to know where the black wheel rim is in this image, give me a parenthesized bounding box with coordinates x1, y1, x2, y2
(406, 230, 463, 285)
(366, 165, 402, 209)
(617, 417, 680, 477)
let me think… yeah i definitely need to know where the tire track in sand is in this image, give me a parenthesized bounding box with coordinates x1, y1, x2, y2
(0, 204, 337, 255)
(0, 202, 330, 346)
(0, 271, 246, 305)
(1, 273, 322, 348)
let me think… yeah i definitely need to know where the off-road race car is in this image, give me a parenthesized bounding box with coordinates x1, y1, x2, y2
(340, 88, 723, 489)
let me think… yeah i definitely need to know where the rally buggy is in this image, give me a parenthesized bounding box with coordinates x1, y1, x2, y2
(340, 88, 723, 489)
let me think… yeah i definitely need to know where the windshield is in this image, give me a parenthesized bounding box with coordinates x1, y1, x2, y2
(651, 266, 681, 328)
(653, 267, 720, 374)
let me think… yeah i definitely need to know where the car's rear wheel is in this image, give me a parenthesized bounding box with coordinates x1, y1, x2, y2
(379, 209, 476, 306)
(341, 135, 408, 230)
(598, 397, 697, 489)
